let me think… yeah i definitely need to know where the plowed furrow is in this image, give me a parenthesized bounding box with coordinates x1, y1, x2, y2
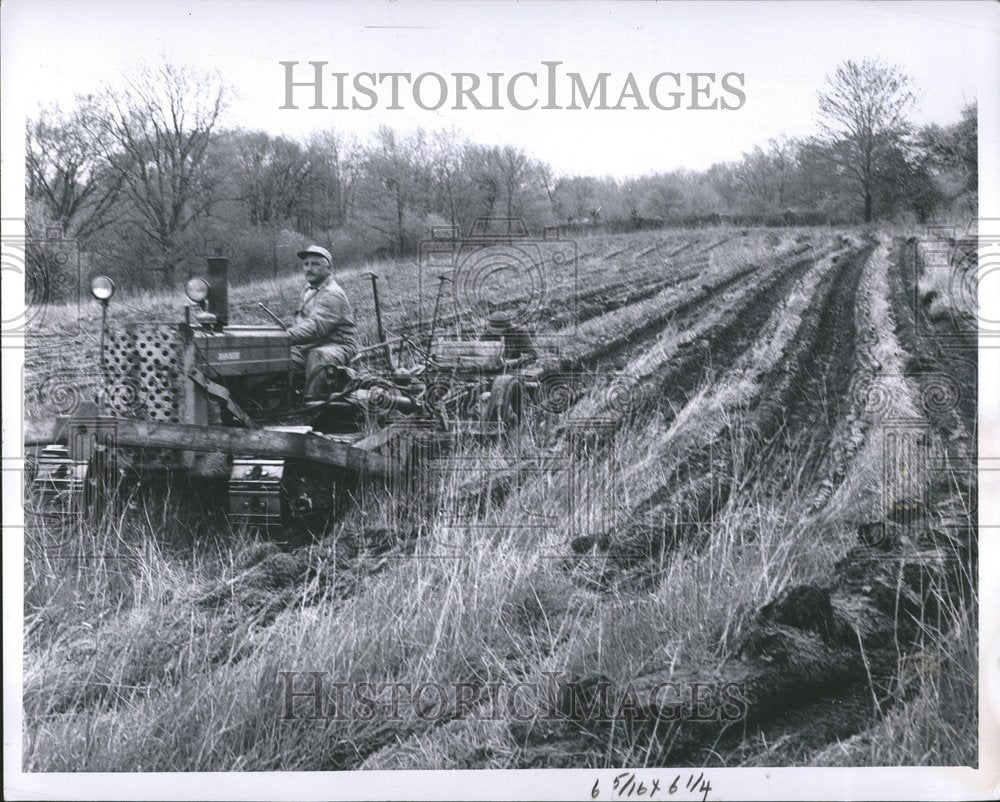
(393, 240, 717, 344)
(463, 246, 831, 544)
(749, 242, 872, 488)
(612, 244, 873, 569)
(558, 245, 818, 374)
(654, 251, 825, 413)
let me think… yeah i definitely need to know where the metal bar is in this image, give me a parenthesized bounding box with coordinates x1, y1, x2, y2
(257, 302, 288, 330)
(427, 273, 451, 355)
(187, 367, 259, 429)
(366, 273, 394, 371)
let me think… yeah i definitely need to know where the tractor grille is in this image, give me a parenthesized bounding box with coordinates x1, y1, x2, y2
(103, 324, 185, 422)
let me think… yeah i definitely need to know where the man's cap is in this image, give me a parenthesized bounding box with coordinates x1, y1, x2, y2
(486, 311, 513, 330)
(297, 245, 333, 263)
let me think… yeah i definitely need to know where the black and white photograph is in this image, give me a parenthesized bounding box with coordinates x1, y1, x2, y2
(2, 1, 997, 799)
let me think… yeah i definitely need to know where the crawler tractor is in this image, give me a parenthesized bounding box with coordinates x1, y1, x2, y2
(29, 256, 539, 540)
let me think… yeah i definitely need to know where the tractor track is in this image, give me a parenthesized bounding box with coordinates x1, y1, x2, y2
(313, 237, 971, 771)
(652, 245, 829, 413)
(560, 242, 831, 442)
(673, 242, 976, 769)
(887, 235, 977, 575)
(545, 249, 723, 334)
(623, 239, 970, 769)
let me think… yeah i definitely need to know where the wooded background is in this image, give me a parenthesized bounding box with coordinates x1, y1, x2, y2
(26, 59, 977, 296)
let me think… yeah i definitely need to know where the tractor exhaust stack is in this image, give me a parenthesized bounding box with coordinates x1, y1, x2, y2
(206, 256, 230, 326)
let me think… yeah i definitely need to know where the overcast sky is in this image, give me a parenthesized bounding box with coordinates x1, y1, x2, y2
(2, 0, 996, 177)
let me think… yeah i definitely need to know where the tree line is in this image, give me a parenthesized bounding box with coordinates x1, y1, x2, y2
(26, 59, 977, 298)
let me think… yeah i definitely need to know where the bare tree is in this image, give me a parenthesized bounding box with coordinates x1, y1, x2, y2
(734, 138, 798, 212)
(87, 61, 226, 285)
(232, 131, 312, 227)
(306, 131, 359, 231)
(429, 128, 465, 230)
(464, 145, 500, 221)
(362, 126, 421, 256)
(26, 100, 125, 242)
(817, 59, 916, 222)
(492, 145, 532, 223)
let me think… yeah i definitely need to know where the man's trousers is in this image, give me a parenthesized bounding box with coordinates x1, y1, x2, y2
(290, 343, 354, 400)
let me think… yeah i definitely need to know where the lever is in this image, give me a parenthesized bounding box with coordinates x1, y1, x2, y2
(258, 302, 288, 330)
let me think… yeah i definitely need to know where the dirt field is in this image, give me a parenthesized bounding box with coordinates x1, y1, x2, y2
(21, 226, 977, 770)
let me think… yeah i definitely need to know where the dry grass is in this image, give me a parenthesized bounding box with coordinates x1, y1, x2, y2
(23, 411, 849, 770)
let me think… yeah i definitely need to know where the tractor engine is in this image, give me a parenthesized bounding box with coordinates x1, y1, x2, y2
(34, 256, 350, 540)
(100, 323, 293, 462)
(97, 256, 295, 475)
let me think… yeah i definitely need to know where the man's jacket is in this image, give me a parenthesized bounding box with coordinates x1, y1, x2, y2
(287, 275, 359, 352)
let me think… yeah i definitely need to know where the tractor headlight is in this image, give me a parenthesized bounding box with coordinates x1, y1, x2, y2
(90, 275, 115, 302)
(185, 277, 211, 304)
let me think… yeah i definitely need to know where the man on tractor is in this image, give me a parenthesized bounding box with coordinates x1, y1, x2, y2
(480, 310, 538, 369)
(288, 245, 359, 402)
